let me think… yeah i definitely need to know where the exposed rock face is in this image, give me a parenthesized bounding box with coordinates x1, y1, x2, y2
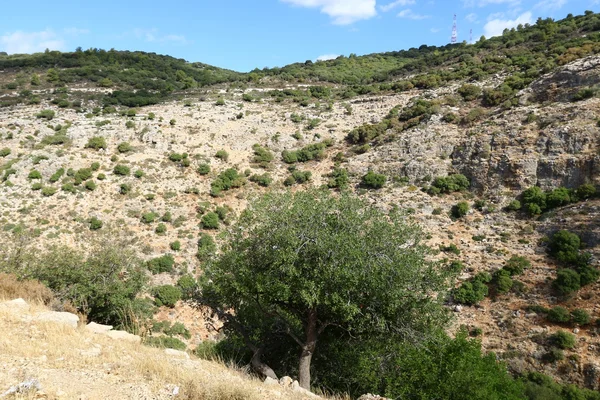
(584, 363, 600, 391)
(34, 311, 79, 328)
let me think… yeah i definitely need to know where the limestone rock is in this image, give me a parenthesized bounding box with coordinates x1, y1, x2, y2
(86, 322, 113, 334)
(0, 298, 30, 312)
(264, 376, 278, 385)
(104, 330, 141, 343)
(34, 311, 79, 328)
(165, 348, 189, 359)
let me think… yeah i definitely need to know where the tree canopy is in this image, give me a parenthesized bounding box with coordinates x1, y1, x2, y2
(201, 189, 453, 389)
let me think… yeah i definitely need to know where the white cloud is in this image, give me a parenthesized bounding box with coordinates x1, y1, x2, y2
(133, 28, 188, 44)
(483, 11, 532, 37)
(465, 13, 478, 22)
(397, 8, 431, 19)
(430, 27, 440, 33)
(281, 0, 377, 25)
(316, 54, 340, 61)
(0, 30, 66, 54)
(63, 27, 90, 36)
(380, 0, 415, 12)
(534, 0, 568, 11)
(463, 0, 520, 7)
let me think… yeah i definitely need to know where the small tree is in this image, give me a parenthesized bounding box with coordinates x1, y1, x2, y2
(452, 202, 470, 218)
(362, 171, 386, 189)
(201, 190, 452, 389)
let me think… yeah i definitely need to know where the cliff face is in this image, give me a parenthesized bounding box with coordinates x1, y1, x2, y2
(350, 56, 600, 194)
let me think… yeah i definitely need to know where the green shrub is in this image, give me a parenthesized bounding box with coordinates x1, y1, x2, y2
(28, 170, 42, 180)
(522, 186, 546, 214)
(494, 269, 513, 294)
(49, 168, 65, 183)
(550, 330, 576, 349)
(61, 183, 76, 193)
(0, 148, 10, 157)
(177, 275, 197, 300)
(153, 285, 182, 307)
(453, 273, 491, 305)
(96, 173, 106, 180)
(362, 171, 386, 189)
(117, 142, 132, 153)
(249, 173, 273, 187)
(141, 212, 157, 224)
(201, 212, 220, 229)
(571, 309, 591, 326)
(210, 168, 245, 196)
(41, 187, 57, 197)
(506, 200, 521, 211)
(134, 170, 144, 179)
(90, 162, 100, 171)
(119, 183, 131, 194)
(170, 241, 181, 251)
(576, 183, 596, 200)
(282, 141, 330, 164)
(572, 88, 595, 101)
(155, 223, 167, 235)
(252, 144, 274, 166)
(504, 256, 530, 276)
(546, 187, 571, 209)
(197, 233, 216, 262)
(197, 163, 211, 175)
(327, 168, 349, 190)
(85, 136, 107, 150)
(215, 98, 225, 106)
(74, 168, 93, 184)
(452, 202, 470, 218)
(549, 230, 581, 264)
(146, 254, 175, 274)
(89, 217, 103, 230)
(429, 174, 470, 194)
(36, 110, 55, 120)
(144, 336, 186, 350)
(113, 164, 130, 176)
(552, 269, 581, 296)
(547, 306, 571, 323)
(84, 180, 96, 191)
(215, 150, 229, 161)
(161, 212, 172, 222)
(458, 84, 482, 101)
(543, 348, 564, 363)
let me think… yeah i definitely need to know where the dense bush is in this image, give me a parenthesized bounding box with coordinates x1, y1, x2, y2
(284, 170, 312, 186)
(144, 336, 186, 350)
(36, 110, 55, 120)
(428, 174, 470, 195)
(85, 136, 107, 150)
(282, 141, 331, 163)
(113, 164, 131, 176)
(452, 201, 470, 218)
(201, 212, 220, 229)
(153, 285, 182, 307)
(197, 233, 216, 262)
(547, 306, 571, 323)
(553, 269, 581, 296)
(458, 84, 482, 101)
(210, 168, 245, 196)
(177, 275, 198, 300)
(327, 167, 349, 190)
(249, 173, 273, 187)
(146, 254, 175, 274)
(453, 272, 491, 305)
(550, 330, 576, 349)
(571, 309, 591, 326)
(89, 217, 103, 230)
(504, 255, 531, 275)
(493, 269, 513, 294)
(197, 163, 211, 175)
(28, 170, 42, 180)
(0, 148, 10, 157)
(252, 144, 274, 166)
(117, 142, 132, 153)
(215, 150, 229, 161)
(362, 171, 386, 189)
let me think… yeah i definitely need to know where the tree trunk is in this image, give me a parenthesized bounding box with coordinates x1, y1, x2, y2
(298, 309, 318, 390)
(251, 347, 278, 380)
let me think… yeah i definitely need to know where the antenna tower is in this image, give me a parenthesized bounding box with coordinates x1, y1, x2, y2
(451, 14, 458, 43)
(470, 29, 473, 44)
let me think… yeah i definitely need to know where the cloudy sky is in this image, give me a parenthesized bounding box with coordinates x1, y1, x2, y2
(2, 0, 599, 71)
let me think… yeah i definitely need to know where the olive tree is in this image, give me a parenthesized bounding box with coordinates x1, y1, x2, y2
(201, 189, 453, 390)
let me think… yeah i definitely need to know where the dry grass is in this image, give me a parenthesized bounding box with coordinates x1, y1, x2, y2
(0, 274, 54, 305)
(0, 303, 317, 400)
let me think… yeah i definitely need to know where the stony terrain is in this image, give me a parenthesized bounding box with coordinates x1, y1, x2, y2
(1, 54, 600, 393)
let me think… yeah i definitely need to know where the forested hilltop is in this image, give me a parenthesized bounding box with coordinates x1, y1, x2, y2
(1, 9, 600, 400)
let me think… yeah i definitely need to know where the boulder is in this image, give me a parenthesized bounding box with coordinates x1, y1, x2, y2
(86, 322, 113, 334)
(0, 298, 30, 312)
(264, 377, 278, 385)
(165, 348, 189, 359)
(104, 330, 141, 343)
(34, 311, 79, 328)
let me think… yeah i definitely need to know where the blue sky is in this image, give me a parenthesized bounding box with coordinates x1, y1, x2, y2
(2, 0, 599, 71)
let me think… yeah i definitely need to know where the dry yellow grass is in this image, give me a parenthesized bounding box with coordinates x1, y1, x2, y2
(0, 274, 54, 305)
(0, 303, 317, 400)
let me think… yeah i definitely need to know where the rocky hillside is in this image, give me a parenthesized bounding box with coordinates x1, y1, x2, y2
(1, 13, 600, 398)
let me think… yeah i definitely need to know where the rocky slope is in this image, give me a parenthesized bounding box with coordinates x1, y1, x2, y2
(0, 54, 600, 392)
